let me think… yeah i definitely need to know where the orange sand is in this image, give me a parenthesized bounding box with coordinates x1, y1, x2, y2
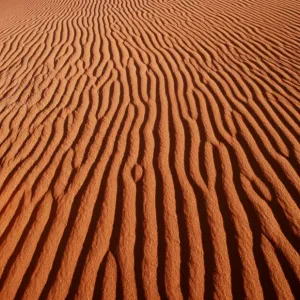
(0, 0, 299, 299)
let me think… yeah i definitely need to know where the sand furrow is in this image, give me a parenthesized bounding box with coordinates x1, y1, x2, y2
(0, 0, 299, 299)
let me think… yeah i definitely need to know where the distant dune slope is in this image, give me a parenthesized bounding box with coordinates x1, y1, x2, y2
(0, 0, 299, 299)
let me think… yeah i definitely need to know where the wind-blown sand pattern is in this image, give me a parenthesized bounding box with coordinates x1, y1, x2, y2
(0, 0, 299, 299)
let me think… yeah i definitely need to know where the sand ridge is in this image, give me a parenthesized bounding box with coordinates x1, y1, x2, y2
(0, 0, 299, 299)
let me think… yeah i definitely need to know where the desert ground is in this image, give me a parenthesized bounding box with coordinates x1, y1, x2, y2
(0, 0, 299, 299)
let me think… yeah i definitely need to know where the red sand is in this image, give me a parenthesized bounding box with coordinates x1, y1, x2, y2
(0, 0, 299, 299)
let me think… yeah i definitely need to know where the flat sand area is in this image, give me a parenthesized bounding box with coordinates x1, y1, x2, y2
(0, 0, 299, 299)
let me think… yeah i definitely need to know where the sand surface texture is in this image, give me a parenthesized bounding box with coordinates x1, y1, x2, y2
(0, 0, 300, 299)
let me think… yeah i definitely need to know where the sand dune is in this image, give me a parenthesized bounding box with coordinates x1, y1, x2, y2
(0, 0, 299, 299)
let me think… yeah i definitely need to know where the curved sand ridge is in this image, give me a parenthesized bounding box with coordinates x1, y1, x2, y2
(0, 0, 300, 299)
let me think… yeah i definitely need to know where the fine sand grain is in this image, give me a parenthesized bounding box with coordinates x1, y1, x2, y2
(0, 0, 299, 299)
